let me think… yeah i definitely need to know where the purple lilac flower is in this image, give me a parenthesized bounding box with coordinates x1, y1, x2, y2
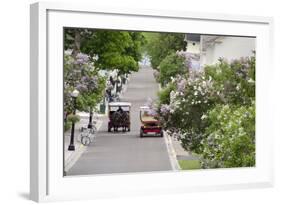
(147, 108, 157, 117)
(76, 83, 88, 92)
(160, 104, 170, 115)
(81, 76, 88, 82)
(88, 78, 98, 91)
(75, 53, 89, 65)
(177, 78, 187, 92)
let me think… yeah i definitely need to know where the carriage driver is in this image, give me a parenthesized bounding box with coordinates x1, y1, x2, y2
(117, 106, 124, 114)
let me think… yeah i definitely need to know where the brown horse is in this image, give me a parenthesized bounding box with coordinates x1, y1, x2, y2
(112, 111, 129, 132)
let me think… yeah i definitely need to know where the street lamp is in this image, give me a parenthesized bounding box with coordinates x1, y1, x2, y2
(68, 89, 79, 151)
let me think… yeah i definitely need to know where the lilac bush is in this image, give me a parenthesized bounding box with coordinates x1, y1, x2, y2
(200, 103, 255, 168)
(156, 55, 256, 168)
(64, 50, 106, 130)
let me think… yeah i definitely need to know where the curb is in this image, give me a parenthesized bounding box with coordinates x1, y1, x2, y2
(158, 83, 180, 170)
(163, 131, 181, 171)
(64, 119, 104, 172)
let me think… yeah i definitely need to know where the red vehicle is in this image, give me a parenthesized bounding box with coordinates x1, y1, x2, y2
(139, 106, 163, 137)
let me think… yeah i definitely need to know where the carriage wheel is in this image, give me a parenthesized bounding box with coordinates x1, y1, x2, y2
(140, 129, 143, 138)
(81, 136, 91, 146)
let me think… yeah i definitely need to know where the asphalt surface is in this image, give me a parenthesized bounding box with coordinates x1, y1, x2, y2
(67, 66, 172, 176)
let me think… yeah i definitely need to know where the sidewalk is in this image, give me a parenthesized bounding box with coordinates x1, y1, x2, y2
(164, 132, 199, 171)
(64, 112, 104, 173)
(64, 76, 131, 173)
(171, 136, 199, 161)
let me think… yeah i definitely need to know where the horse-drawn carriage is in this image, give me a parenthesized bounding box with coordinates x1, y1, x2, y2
(108, 102, 131, 132)
(140, 106, 163, 137)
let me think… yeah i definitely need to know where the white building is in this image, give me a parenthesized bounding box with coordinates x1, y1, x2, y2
(184, 34, 201, 54)
(180, 34, 201, 70)
(181, 34, 255, 71)
(200, 35, 256, 69)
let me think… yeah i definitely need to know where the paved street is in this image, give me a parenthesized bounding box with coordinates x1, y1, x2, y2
(67, 66, 172, 176)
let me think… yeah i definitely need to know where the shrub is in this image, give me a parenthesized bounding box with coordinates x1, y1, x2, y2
(67, 114, 81, 124)
(156, 56, 256, 168)
(204, 56, 255, 106)
(158, 83, 176, 105)
(201, 103, 255, 168)
(158, 74, 216, 153)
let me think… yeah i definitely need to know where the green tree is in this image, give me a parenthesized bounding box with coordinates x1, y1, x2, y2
(81, 30, 145, 75)
(65, 28, 145, 75)
(64, 28, 94, 56)
(145, 33, 187, 69)
(159, 53, 187, 86)
(65, 28, 146, 96)
(127, 32, 146, 63)
(76, 72, 106, 128)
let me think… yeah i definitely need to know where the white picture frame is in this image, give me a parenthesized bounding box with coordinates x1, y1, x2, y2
(30, 1, 274, 202)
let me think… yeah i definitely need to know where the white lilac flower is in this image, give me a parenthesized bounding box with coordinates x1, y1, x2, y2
(236, 84, 241, 91)
(248, 78, 255, 83)
(64, 49, 73, 56)
(170, 90, 177, 102)
(201, 114, 207, 120)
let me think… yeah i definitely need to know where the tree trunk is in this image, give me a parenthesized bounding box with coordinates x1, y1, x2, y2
(72, 29, 81, 57)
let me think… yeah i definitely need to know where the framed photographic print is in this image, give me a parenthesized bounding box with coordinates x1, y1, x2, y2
(30, 1, 274, 202)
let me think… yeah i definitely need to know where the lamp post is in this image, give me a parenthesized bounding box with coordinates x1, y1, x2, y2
(68, 89, 79, 151)
(88, 109, 93, 129)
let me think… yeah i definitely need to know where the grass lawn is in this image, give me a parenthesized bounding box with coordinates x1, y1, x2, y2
(178, 160, 201, 170)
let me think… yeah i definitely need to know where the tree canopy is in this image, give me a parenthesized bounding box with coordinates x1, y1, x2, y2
(64, 28, 145, 75)
(144, 32, 187, 69)
(158, 53, 187, 86)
